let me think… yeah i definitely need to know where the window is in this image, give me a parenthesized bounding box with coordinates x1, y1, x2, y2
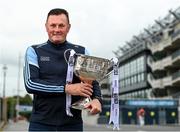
(134, 75, 137, 83)
(137, 56, 145, 73)
(141, 73, 145, 81)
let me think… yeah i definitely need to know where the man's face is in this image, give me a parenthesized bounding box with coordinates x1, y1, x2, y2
(45, 14, 70, 44)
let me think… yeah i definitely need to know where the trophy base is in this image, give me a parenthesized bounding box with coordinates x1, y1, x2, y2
(71, 98, 91, 110)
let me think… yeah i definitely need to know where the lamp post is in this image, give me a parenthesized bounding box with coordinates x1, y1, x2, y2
(2, 64, 7, 123)
(2, 64, 7, 98)
(16, 53, 21, 120)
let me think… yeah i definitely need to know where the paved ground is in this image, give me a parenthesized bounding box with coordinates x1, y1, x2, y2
(3, 120, 180, 131)
(84, 123, 180, 131)
(2, 120, 29, 131)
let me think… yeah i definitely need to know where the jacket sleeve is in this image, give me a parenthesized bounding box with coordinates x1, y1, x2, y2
(91, 80, 103, 104)
(23, 46, 65, 95)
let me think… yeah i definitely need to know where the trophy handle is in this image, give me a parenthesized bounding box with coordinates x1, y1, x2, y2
(64, 49, 78, 64)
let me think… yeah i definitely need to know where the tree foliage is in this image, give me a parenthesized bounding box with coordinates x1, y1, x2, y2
(7, 94, 32, 120)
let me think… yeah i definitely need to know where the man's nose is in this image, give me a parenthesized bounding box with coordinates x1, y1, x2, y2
(55, 26, 60, 30)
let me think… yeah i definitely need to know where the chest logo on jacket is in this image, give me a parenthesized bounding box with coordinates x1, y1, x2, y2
(40, 56, 50, 62)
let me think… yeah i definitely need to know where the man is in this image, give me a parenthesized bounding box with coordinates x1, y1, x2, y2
(24, 8, 102, 131)
(137, 108, 145, 126)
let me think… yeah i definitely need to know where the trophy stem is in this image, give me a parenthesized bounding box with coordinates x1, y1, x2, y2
(71, 97, 91, 110)
(71, 78, 93, 110)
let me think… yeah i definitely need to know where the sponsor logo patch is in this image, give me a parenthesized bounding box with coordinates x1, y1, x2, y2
(40, 56, 50, 61)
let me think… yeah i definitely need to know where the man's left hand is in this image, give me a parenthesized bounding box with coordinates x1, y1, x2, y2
(84, 99, 102, 115)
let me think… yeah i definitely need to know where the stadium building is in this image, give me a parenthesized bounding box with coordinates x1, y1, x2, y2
(99, 6, 180, 125)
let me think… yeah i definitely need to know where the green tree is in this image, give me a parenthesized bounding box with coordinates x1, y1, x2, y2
(7, 97, 16, 119)
(20, 94, 32, 105)
(7, 94, 33, 120)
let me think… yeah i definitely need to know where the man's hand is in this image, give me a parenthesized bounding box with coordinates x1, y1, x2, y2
(84, 99, 102, 115)
(65, 83, 93, 98)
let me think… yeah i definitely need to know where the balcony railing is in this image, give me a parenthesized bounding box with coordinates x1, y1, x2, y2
(172, 49, 180, 59)
(147, 73, 173, 89)
(172, 70, 180, 85)
(171, 28, 180, 40)
(147, 24, 180, 54)
(147, 73, 163, 89)
(172, 49, 180, 65)
(172, 28, 180, 46)
(150, 56, 172, 72)
(150, 37, 172, 54)
(172, 70, 180, 80)
(162, 76, 172, 87)
(148, 48, 180, 72)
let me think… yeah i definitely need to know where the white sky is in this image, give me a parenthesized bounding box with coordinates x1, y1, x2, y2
(0, 0, 180, 97)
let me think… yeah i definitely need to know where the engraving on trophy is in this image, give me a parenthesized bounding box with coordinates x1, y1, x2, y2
(71, 54, 111, 110)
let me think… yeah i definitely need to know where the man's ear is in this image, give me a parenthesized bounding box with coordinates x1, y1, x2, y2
(45, 23, 48, 32)
(68, 24, 71, 32)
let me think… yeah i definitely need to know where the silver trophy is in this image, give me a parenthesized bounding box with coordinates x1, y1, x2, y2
(71, 53, 111, 110)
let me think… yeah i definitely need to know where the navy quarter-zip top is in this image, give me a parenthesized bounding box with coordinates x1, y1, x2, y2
(24, 40, 102, 125)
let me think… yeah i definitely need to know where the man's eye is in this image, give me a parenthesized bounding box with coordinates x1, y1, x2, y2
(58, 24, 65, 28)
(50, 24, 56, 28)
(49, 24, 66, 29)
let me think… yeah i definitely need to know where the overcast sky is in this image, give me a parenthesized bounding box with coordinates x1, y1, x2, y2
(0, 0, 180, 97)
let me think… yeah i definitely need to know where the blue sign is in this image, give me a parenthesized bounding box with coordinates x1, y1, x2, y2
(16, 105, 32, 112)
(126, 100, 177, 107)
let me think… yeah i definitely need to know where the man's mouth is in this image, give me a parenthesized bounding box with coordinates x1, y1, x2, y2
(54, 34, 61, 36)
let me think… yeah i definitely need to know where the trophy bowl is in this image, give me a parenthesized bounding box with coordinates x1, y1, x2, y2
(71, 54, 111, 110)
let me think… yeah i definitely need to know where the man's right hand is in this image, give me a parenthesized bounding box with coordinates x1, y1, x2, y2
(65, 83, 93, 97)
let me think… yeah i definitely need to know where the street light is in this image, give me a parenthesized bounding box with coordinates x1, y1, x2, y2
(16, 53, 21, 119)
(2, 64, 7, 98)
(2, 64, 8, 123)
